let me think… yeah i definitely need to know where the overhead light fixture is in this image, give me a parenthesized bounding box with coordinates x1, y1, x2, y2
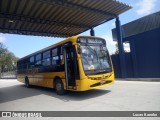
(64, 27, 68, 30)
(9, 20, 14, 23)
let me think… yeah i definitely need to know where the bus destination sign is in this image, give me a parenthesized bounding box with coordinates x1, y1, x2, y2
(78, 38, 105, 44)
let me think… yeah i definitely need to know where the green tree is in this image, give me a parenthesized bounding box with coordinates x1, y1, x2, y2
(114, 42, 129, 54)
(0, 42, 19, 72)
(0, 42, 7, 56)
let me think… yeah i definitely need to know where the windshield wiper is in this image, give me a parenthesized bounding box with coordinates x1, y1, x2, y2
(86, 46, 101, 62)
(86, 46, 97, 56)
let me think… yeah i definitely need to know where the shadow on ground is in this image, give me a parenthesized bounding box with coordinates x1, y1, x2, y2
(0, 84, 111, 103)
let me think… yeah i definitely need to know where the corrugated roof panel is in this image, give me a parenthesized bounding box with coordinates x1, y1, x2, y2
(38, 4, 49, 19)
(64, 10, 78, 21)
(0, 0, 131, 37)
(7, 0, 15, 13)
(88, 0, 103, 9)
(25, 0, 37, 17)
(86, 0, 98, 8)
(27, 23, 35, 31)
(64, 10, 84, 23)
(101, 0, 117, 11)
(14, 0, 25, 15)
(4, 20, 9, 29)
(15, 21, 22, 30)
(1, 0, 8, 12)
(34, 3, 47, 18)
(0, 20, 2, 28)
(50, 7, 64, 21)
(31, 2, 43, 17)
(40, 4, 52, 19)
(86, 16, 106, 26)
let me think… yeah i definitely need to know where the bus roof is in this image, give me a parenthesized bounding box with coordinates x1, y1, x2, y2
(17, 36, 105, 61)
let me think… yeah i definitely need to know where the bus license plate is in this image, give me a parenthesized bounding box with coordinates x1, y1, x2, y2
(100, 80, 106, 84)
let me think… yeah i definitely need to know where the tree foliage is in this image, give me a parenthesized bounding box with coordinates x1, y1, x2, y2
(114, 42, 119, 54)
(114, 42, 129, 54)
(0, 42, 19, 71)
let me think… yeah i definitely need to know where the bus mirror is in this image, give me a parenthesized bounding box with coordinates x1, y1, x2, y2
(78, 46, 82, 54)
(73, 43, 81, 54)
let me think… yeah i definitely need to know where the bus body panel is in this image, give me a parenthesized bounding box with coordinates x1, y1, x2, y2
(17, 72, 65, 88)
(17, 36, 114, 92)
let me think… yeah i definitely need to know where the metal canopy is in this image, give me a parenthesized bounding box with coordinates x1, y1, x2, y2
(0, 0, 131, 37)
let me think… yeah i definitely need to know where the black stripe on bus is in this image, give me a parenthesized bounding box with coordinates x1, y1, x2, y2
(17, 76, 65, 79)
(17, 65, 65, 74)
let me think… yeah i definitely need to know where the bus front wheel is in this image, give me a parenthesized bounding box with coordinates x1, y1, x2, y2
(25, 77, 30, 88)
(54, 79, 66, 95)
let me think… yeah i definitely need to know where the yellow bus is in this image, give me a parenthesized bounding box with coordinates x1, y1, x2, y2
(17, 36, 114, 95)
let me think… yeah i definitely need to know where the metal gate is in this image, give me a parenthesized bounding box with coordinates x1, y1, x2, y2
(0, 68, 17, 79)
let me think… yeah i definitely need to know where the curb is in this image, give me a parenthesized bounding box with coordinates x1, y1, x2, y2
(116, 78, 160, 82)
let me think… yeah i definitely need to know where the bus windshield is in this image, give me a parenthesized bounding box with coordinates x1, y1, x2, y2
(81, 45, 112, 75)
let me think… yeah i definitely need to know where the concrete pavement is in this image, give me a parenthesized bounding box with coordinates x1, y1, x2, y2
(0, 79, 160, 119)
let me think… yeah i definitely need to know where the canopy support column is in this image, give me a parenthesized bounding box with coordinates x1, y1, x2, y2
(115, 17, 127, 78)
(90, 28, 95, 36)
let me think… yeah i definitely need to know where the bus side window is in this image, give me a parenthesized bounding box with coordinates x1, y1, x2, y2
(30, 56, 34, 68)
(24, 58, 29, 69)
(42, 51, 51, 66)
(60, 55, 63, 64)
(35, 54, 42, 67)
(52, 48, 60, 65)
(52, 56, 59, 65)
(60, 46, 64, 64)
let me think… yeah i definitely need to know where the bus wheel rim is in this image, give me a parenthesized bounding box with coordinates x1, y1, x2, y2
(56, 83, 62, 91)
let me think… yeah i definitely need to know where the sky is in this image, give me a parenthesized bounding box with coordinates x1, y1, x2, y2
(0, 0, 160, 58)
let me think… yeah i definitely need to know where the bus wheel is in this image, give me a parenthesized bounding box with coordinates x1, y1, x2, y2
(25, 77, 30, 88)
(54, 79, 66, 95)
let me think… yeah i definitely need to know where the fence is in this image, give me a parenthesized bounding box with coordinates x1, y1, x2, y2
(111, 53, 133, 78)
(0, 68, 17, 79)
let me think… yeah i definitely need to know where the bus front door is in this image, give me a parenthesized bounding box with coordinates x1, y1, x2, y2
(64, 46, 76, 90)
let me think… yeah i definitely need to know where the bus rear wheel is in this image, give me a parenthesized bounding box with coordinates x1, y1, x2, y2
(25, 77, 30, 88)
(54, 79, 66, 95)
